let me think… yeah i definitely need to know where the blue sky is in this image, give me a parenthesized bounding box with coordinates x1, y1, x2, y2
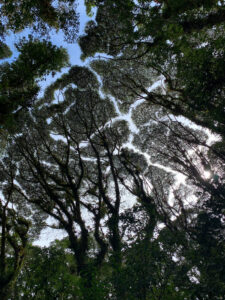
(48, 0, 94, 66)
(2, 0, 94, 93)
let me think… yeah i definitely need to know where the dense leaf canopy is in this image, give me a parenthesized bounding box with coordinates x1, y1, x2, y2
(0, 1, 225, 299)
(0, 0, 79, 42)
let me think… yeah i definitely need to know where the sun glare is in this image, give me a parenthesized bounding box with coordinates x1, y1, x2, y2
(203, 170, 211, 180)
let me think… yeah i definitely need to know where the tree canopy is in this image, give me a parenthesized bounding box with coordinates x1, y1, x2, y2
(0, 37, 69, 128)
(0, 0, 80, 129)
(80, 0, 225, 138)
(0, 0, 79, 42)
(0, 1, 225, 299)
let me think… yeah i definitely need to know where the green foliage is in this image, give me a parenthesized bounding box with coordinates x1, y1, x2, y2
(0, 0, 78, 131)
(85, 0, 96, 17)
(0, 144, 48, 299)
(0, 0, 79, 42)
(0, 37, 69, 129)
(12, 238, 112, 300)
(0, 1, 224, 299)
(81, 0, 225, 138)
(13, 239, 82, 299)
(15, 37, 69, 78)
(0, 43, 12, 60)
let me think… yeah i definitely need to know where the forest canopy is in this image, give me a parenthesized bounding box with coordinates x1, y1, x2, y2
(0, 1, 225, 299)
